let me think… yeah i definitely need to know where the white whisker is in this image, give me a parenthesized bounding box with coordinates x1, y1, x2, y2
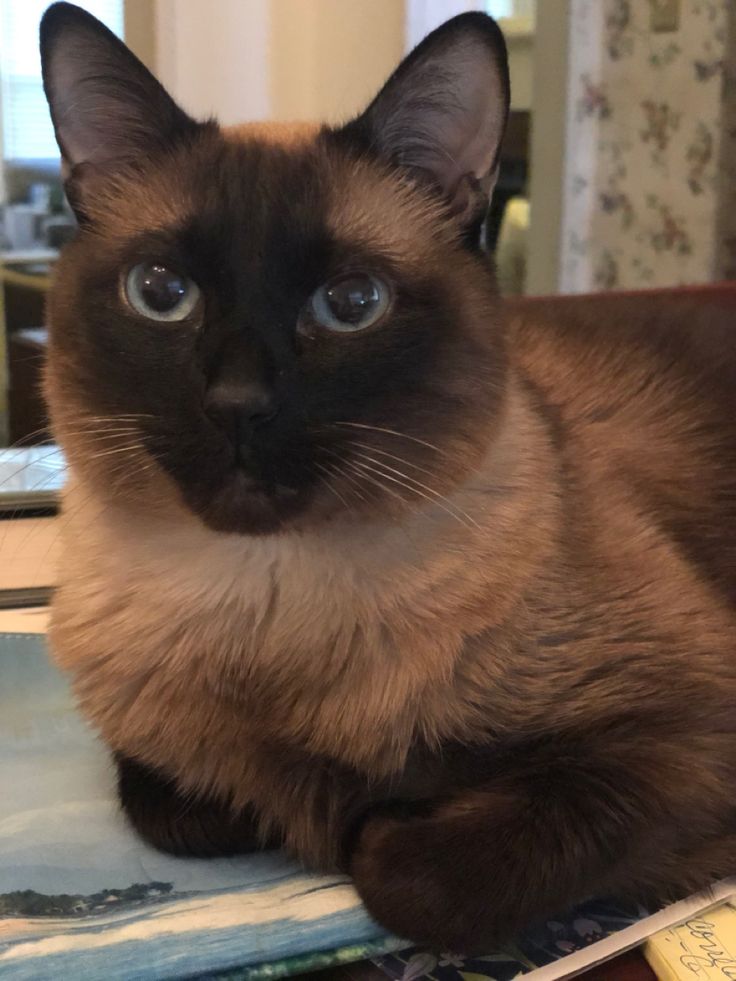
(348, 457, 477, 530)
(348, 448, 479, 529)
(332, 420, 448, 457)
(317, 450, 372, 504)
(347, 440, 444, 481)
(313, 461, 354, 512)
(343, 460, 410, 508)
(85, 444, 145, 461)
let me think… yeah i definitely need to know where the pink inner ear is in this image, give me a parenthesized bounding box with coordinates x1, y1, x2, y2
(422, 42, 508, 187)
(47, 35, 157, 168)
(42, 7, 198, 172)
(447, 166, 500, 226)
(363, 29, 509, 218)
(448, 63, 508, 181)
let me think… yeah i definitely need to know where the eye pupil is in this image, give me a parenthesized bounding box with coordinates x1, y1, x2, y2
(125, 262, 200, 323)
(305, 273, 389, 334)
(140, 264, 187, 313)
(326, 277, 380, 325)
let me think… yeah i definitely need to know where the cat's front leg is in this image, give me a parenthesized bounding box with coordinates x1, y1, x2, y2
(116, 753, 279, 857)
(350, 785, 579, 951)
(348, 739, 716, 952)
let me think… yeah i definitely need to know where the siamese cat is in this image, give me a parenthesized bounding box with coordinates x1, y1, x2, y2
(40, 2, 736, 951)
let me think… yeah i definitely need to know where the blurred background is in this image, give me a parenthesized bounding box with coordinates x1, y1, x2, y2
(0, 0, 734, 448)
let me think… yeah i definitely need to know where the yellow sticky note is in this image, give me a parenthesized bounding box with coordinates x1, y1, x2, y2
(644, 900, 736, 980)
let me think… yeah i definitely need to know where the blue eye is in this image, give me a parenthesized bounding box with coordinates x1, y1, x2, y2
(308, 274, 390, 332)
(125, 263, 201, 323)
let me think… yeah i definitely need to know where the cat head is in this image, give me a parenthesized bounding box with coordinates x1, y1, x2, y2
(41, 2, 510, 535)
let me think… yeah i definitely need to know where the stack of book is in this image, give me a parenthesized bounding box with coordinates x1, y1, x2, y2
(0, 445, 63, 607)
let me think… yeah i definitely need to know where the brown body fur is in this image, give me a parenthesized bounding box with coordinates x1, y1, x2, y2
(40, 15, 736, 950)
(49, 262, 736, 947)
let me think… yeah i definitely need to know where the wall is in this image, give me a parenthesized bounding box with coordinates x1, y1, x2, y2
(406, 1, 535, 110)
(560, 0, 736, 292)
(271, 0, 405, 124)
(155, 0, 271, 124)
(525, 0, 569, 295)
(124, 0, 156, 72)
(155, 0, 405, 126)
(506, 31, 534, 110)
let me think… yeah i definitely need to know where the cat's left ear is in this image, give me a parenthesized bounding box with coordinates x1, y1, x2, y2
(40, 2, 200, 180)
(335, 12, 510, 232)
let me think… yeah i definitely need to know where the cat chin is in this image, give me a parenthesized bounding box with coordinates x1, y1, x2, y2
(190, 469, 308, 536)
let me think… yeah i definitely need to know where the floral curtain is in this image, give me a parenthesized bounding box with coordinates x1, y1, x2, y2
(560, 0, 736, 292)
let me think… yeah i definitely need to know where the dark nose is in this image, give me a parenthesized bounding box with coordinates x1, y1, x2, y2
(205, 378, 279, 447)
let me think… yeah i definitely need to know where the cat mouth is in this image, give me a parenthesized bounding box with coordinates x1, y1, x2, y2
(194, 468, 306, 536)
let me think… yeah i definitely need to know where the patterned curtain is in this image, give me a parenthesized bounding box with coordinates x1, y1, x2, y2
(560, 0, 736, 293)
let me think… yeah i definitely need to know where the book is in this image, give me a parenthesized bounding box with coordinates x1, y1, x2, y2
(0, 632, 399, 981)
(0, 446, 64, 513)
(373, 885, 736, 981)
(644, 899, 736, 980)
(0, 447, 63, 605)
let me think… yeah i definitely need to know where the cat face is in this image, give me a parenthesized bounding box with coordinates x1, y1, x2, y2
(41, 4, 510, 535)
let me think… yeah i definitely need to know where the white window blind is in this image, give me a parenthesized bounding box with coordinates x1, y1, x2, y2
(486, 1, 535, 18)
(406, 2, 535, 52)
(406, 2, 483, 51)
(0, 0, 124, 161)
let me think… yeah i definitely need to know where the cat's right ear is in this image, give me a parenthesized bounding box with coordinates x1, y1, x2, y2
(40, 2, 200, 195)
(333, 13, 509, 237)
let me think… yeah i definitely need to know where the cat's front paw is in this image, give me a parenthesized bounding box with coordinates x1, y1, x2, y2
(348, 789, 574, 953)
(116, 753, 277, 857)
(349, 803, 505, 952)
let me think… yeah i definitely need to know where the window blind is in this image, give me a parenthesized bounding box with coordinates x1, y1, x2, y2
(406, 2, 535, 53)
(486, 1, 536, 19)
(0, 0, 124, 161)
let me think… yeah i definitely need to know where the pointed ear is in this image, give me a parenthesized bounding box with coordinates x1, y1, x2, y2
(40, 2, 200, 176)
(336, 12, 510, 232)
